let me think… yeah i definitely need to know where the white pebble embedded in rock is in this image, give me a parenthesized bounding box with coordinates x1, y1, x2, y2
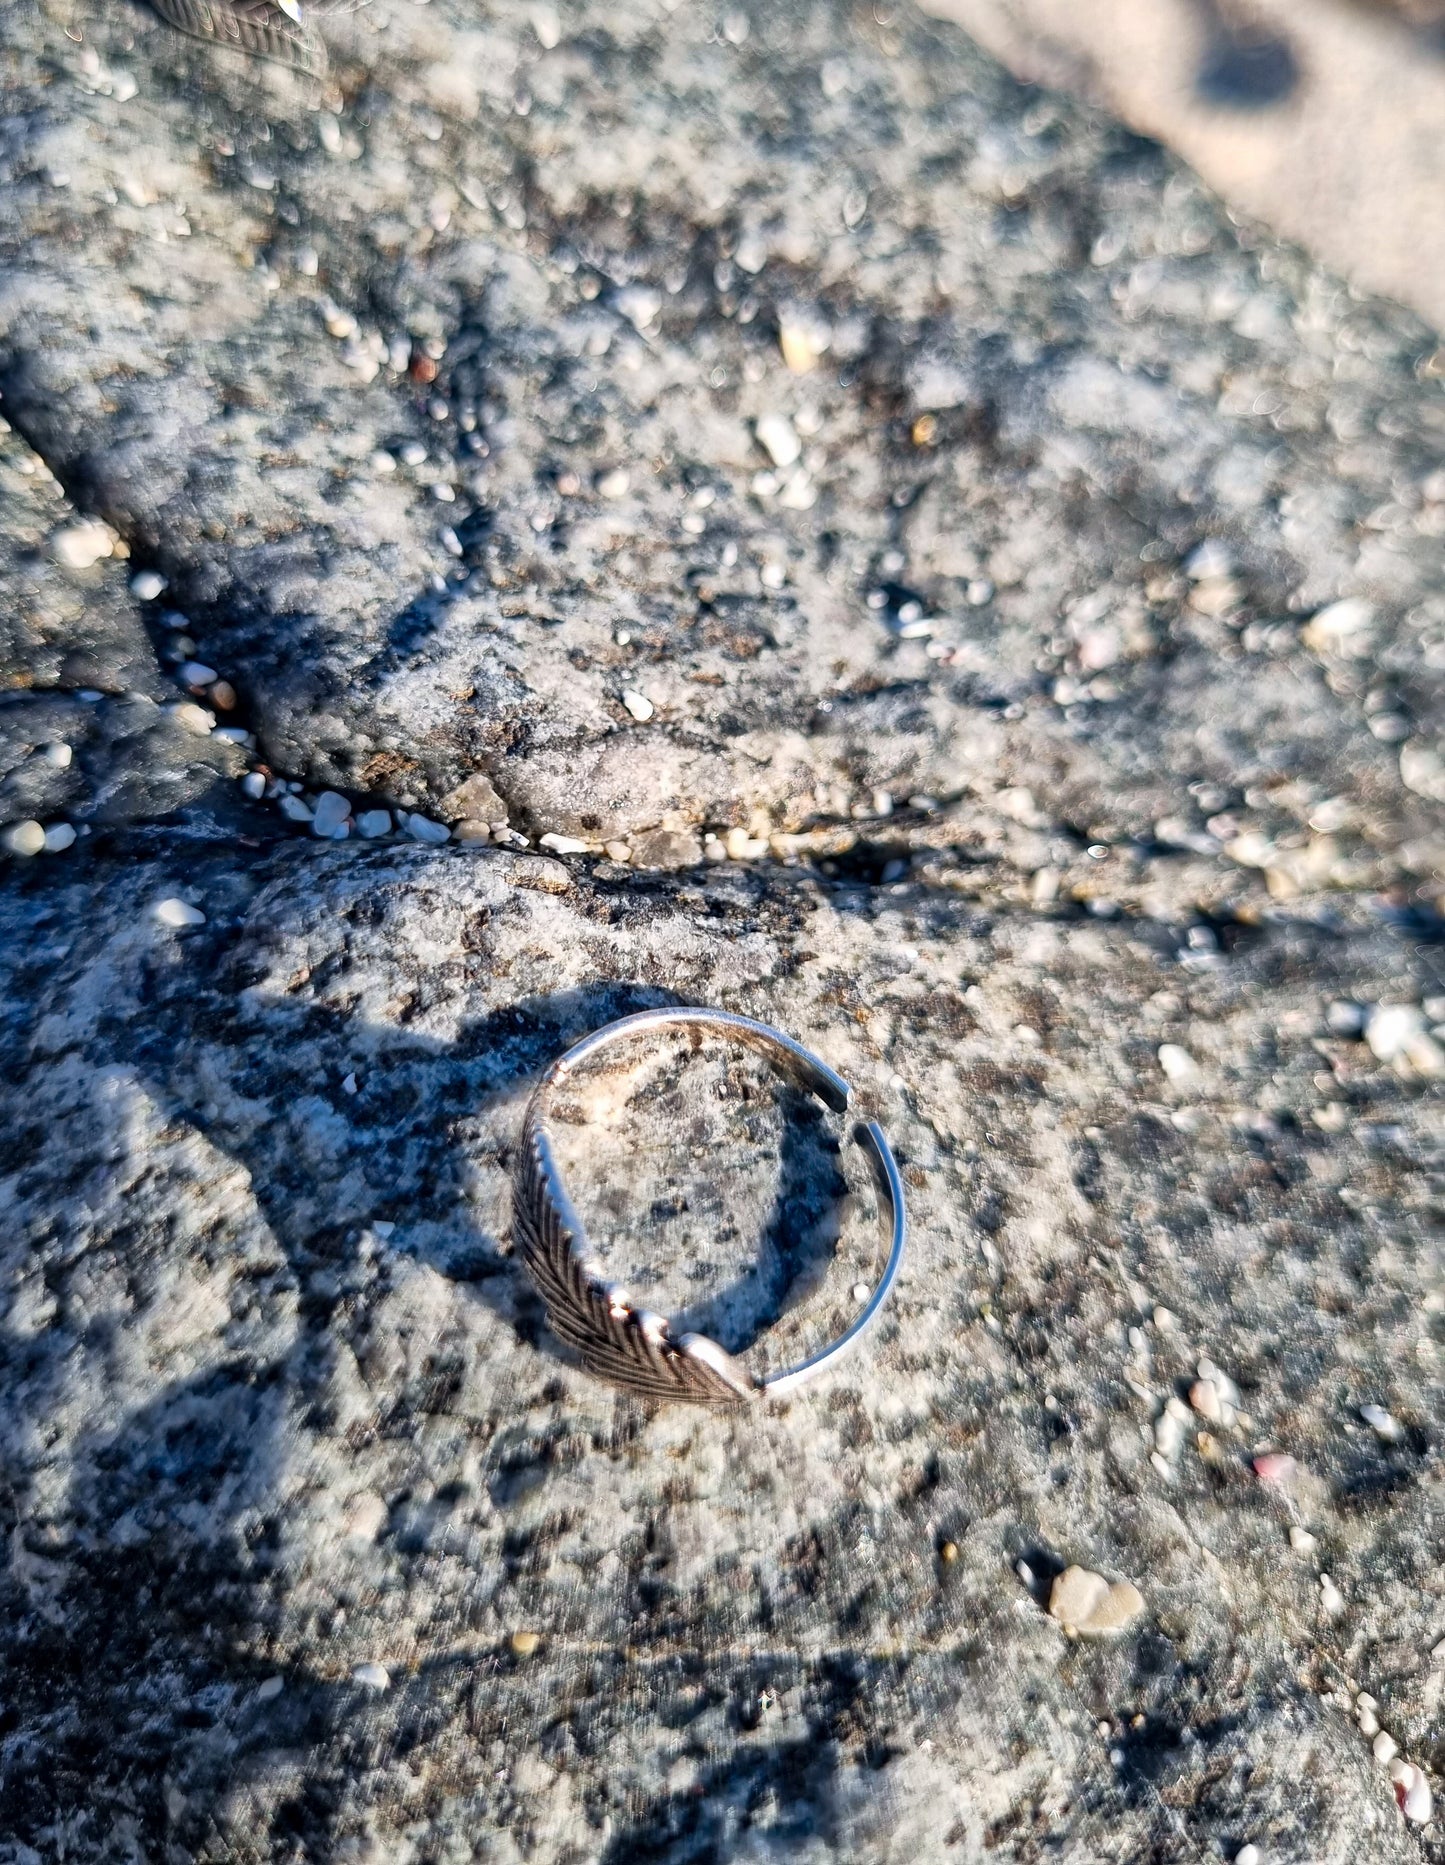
(1373, 1730, 1399, 1765)
(177, 661, 218, 687)
(130, 569, 167, 601)
(1364, 1004, 1445, 1075)
(355, 809, 392, 838)
(1189, 1378, 1223, 1424)
(1301, 597, 1374, 654)
(1390, 1761, 1433, 1824)
(405, 813, 450, 845)
(279, 794, 314, 824)
(621, 689, 655, 721)
(1325, 999, 1367, 1037)
(240, 772, 266, 800)
(351, 1662, 391, 1691)
(754, 413, 801, 468)
(52, 521, 113, 569)
(153, 898, 205, 928)
(310, 791, 351, 837)
(256, 1676, 284, 1702)
(4, 820, 46, 857)
(1157, 1043, 1201, 1086)
(597, 467, 630, 499)
(538, 832, 591, 854)
(1047, 1566, 1145, 1638)
(1234, 1847, 1261, 1865)
(43, 823, 76, 853)
(42, 742, 72, 769)
(168, 701, 216, 736)
(1359, 1402, 1403, 1443)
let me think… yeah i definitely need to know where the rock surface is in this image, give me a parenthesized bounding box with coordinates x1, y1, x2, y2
(0, 0, 1443, 907)
(0, 0, 1443, 1857)
(2, 842, 1442, 1859)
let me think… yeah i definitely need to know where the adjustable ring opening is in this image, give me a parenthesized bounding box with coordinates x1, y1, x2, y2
(511, 1008, 909, 1406)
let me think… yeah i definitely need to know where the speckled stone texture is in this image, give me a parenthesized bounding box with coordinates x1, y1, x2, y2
(0, 418, 246, 830)
(1, 0, 1443, 1857)
(1, 0, 1444, 902)
(2, 844, 1441, 1861)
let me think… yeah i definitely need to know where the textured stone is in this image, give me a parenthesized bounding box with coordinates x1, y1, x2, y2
(0, 0, 1441, 910)
(1, 841, 1438, 1860)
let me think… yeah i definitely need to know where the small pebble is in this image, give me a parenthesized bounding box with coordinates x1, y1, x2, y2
(1359, 1402, 1403, 1443)
(940, 1542, 958, 1564)
(510, 1630, 541, 1658)
(256, 1676, 284, 1701)
(1154, 1407, 1186, 1461)
(1252, 1453, 1296, 1488)
(169, 701, 215, 736)
(1373, 1730, 1399, 1765)
(1301, 597, 1373, 653)
(351, 1662, 390, 1691)
(538, 832, 591, 854)
(355, 809, 392, 838)
(1364, 1003, 1444, 1074)
(621, 689, 655, 721)
(310, 791, 351, 837)
(1157, 1043, 1201, 1086)
(754, 413, 801, 468)
(406, 813, 450, 844)
(1235, 1847, 1261, 1865)
(209, 680, 237, 711)
(1189, 1378, 1223, 1424)
(851, 1281, 870, 1304)
(1048, 1566, 1145, 1638)
(1390, 1760, 1433, 1824)
(43, 823, 76, 853)
(177, 661, 218, 687)
(240, 772, 266, 800)
(4, 820, 46, 857)
(1358, 1704, 1381, 1737)
(154, 897, 205, 928)
(342, 1073, 358, 1095)
(1319, 1574, 1344, 1617)
(452, 820, 491, 844)
(279, 794, 314, 824)
(1324, 999, 1366, 1036)
(43, 742, 73, 768)
(1289, 1525, 1317, 1553)
(52, 521, 113, 569)
(597, 467, 630, 498)
(130, 570, 167, 600)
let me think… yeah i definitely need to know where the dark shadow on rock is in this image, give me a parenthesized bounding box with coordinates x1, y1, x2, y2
(1191, 0, 1300, 107)
(2, 969, 866, 1857)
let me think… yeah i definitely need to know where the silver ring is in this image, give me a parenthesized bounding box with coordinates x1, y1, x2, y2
(511, 1008, 908, 1406)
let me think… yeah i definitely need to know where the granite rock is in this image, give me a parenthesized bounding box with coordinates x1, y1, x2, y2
(0, 0, 1441, 907)
(1, 842, 1439, 1859)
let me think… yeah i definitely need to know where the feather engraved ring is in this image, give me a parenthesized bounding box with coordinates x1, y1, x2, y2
(511, 1008, 908, 1406)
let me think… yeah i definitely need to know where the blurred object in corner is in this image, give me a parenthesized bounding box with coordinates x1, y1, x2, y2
(918, 0, 1445, 334)
(1192, 0, 1300, 108)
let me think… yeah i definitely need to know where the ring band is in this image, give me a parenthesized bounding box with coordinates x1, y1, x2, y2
(511, 1007, 908, 1406)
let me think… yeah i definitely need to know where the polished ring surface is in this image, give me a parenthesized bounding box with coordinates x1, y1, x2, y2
(511, 1007, 908, 1406)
